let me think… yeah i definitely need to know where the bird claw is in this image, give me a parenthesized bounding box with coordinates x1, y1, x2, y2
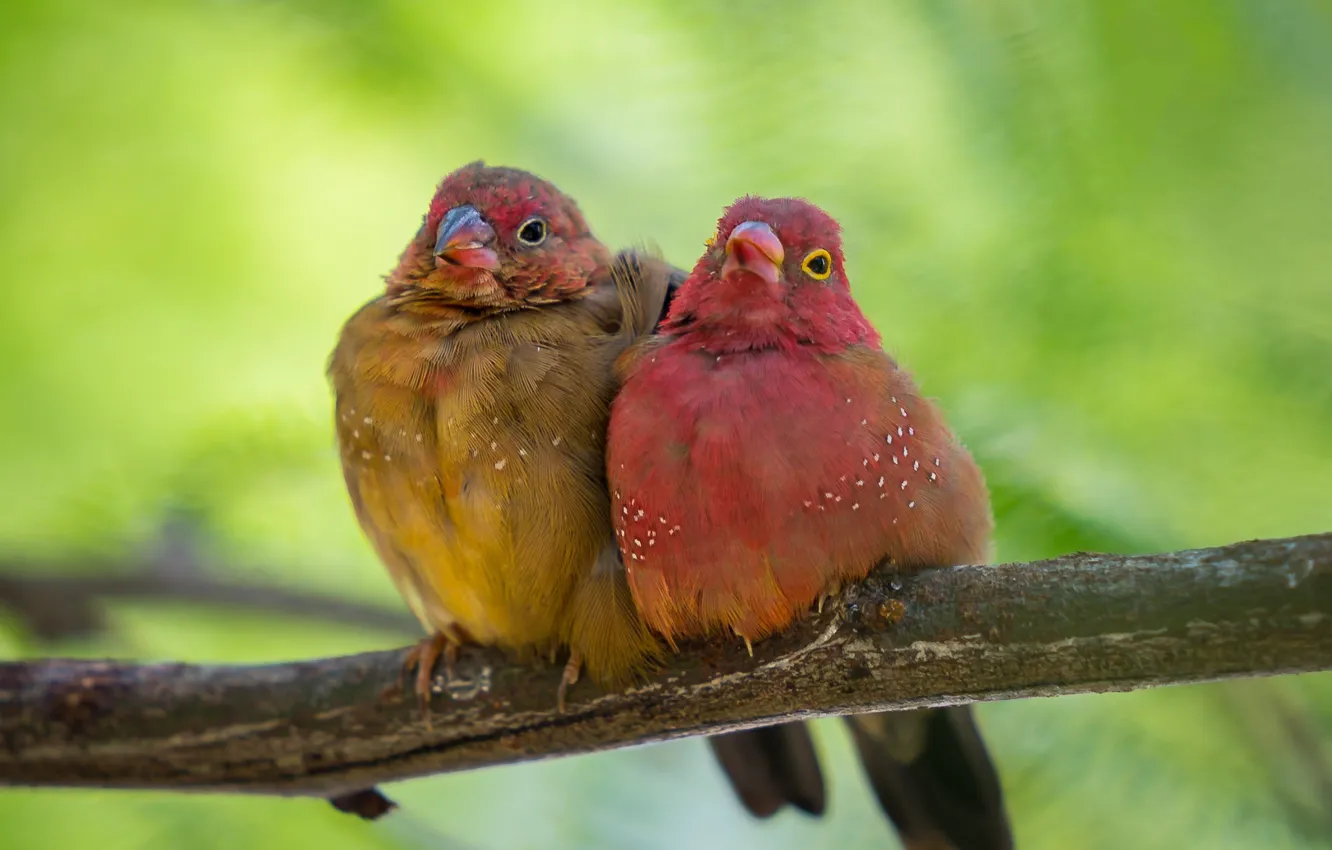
(556, 650, 582, 713)
(815, 583, 842, 616)
(401, 633, 458, 729)
(732, 628, 754, 657)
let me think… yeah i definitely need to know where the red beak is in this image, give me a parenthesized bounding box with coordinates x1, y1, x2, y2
(722, 220, 784, 285)
(434, 205, 500, 270)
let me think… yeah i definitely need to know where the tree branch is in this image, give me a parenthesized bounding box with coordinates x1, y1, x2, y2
(1, 533, 1329, 802)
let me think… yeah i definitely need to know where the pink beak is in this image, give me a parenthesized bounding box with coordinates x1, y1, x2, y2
(722, 220, 784, 285)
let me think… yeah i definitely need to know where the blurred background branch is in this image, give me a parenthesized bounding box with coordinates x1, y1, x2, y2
(0, 513, 415, 643)
(2, 533, 1329, 811)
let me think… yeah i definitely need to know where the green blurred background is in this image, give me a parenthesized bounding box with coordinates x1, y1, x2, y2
(3, 1, 1332, 847)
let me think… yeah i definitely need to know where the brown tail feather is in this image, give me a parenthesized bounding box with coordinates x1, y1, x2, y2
(709, 723, 826, 818)
(846, 707, 1013, 850)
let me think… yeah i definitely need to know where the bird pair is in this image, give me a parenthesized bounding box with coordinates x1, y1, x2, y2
(329, 162, 1012, 850)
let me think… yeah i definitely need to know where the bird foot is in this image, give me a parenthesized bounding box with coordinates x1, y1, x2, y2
(556, 650, 582, 713)
(401, 633, 458, 728)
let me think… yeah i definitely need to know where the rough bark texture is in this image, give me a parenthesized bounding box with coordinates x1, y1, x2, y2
(1, 533, 1329, 800)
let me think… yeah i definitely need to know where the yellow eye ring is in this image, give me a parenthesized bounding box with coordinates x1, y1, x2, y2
(801, 249, 832, 280)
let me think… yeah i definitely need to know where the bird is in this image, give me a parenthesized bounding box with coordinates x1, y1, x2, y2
(605, 195, 1012, 849)
(328, 161, 675, 709)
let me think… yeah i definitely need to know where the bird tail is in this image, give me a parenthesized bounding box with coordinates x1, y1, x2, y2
(711, 710, 1011, 850)
(709, 722, 826, 818)
(606, 247, 686, 339)
(845, 707, 1013, 850)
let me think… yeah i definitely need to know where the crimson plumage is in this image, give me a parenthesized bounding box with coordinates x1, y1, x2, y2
(606, 196, 1010, 850)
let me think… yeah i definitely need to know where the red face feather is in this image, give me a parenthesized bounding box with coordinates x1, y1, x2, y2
(661, 196, 878, 353)
(607, 196, 991, 644)
(386, 161, 609, 309)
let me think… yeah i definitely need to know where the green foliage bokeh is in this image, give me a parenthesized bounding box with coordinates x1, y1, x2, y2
(1, 1, 1331, 848)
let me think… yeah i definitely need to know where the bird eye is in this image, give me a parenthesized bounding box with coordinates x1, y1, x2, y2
(801, 249, 832, 279)
(517, 217, 548, 246)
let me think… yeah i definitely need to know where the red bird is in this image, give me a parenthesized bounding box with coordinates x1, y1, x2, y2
(606, 197, 1012, 849)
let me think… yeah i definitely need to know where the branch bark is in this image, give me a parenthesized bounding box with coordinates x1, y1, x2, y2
(1, 533, 1329, 801)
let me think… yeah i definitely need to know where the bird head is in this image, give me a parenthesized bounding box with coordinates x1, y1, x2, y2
(386, 162, 609, 310)
(662, 196, 878, 352)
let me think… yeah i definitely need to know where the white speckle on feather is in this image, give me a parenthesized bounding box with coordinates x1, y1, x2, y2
(851, 503, 860, 510)
(490, 441, 497, 451)
(633, 538, 642, 548)
(856, 479, 864, 486)
(552, 436, 563, 446)
(890, 397, 897, 404)
(845, 398, 851, 404)
(892, 456, 899, 465)
(913, 460, 920, 471)
(416, 433, 423, 442)
(873, 453, 880, 462)
(903, 447, 909, 457)
(364, 416, 373, 425)
(492, 417, 499, 425)
(352, 429, 360, 438)
(908, 427, 915, 436)
(860, 418, 867, 425)
(899, 407, 907, 417)
(897, 426, 904, 436)
(834, 496, 842, 503)
(929, 472, 937, 481)
(886, 434, 893, 444)
(361, 451, 371, 460)
(494, 458, 507, 470)
(804, 500, 813, 508)
(908, 500, 916, 509)
(934, 457, 941, 466)
(900, 479, 908, 490)
(877, 476, 885, 487)
(383, 454, 391, 462)
(518, 449, 527, 457)
(824, 492, 833, 499)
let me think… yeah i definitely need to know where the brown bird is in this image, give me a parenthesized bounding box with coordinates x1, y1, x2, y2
(328, 162, 674, 705)
(606, 196, 1012, 849)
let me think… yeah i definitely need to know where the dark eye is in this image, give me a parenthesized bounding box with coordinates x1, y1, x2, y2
(801, 249, 832, 279)
(517, 217, 547, 246)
